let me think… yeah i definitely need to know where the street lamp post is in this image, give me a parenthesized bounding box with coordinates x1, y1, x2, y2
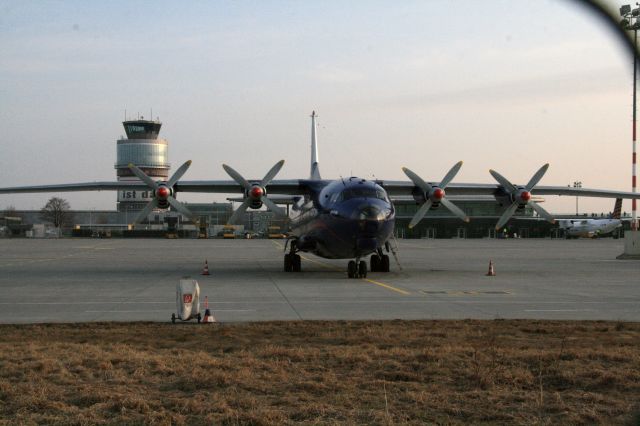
(573, 181, 582, 215)
(620, 4, 640, 231)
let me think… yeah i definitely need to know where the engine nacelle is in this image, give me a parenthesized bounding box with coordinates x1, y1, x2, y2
(249, 200, 263, 209)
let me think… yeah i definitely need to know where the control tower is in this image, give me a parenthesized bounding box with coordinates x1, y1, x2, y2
(115, 118, 170, 212)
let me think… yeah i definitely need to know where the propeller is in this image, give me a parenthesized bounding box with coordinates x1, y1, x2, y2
(490, 163, 555, 231)
(223, 160, 287, 224)
(128, 160, 195, 224)
(402, 161, 469, 228)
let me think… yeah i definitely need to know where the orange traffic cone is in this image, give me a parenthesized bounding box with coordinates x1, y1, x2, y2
(486, 260, 496, 276)
(202, 296, 216, 323)
(201, 260, 210, 276)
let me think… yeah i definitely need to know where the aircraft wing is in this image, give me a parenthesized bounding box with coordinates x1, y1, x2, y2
(227, 195, 302, 204)
(0, 179, 317, 196)
(3, 179, 640, 200)
(380, 181, 498, 197)
(174, 179, 309, 195)
(0, 181, 149, 193)
(531, 186, 640, 198)
(379, 181, 640, 199)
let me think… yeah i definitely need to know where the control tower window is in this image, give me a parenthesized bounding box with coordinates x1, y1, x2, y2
(123, 120, 162, 139)
(126, 125, 146, 134)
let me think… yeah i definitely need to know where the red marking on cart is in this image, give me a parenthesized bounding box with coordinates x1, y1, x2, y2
(183, 294, 193, 303)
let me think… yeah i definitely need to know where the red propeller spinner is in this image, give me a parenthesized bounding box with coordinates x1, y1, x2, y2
(156, 186, 170, 200)
(249, 186, 264, 199)
(432, 188, 445, 201)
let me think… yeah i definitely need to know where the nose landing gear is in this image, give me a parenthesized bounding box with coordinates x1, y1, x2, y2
(348, 247, 391, 278)
(370, 249, 390, 272)
(348, 259, 368, 279)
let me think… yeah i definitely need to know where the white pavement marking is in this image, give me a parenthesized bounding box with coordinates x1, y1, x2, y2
(0, 302, 174, 305)
(85, 309, 255, 313)
(3, 300, 638, 306)
(524, 309, 596, 312)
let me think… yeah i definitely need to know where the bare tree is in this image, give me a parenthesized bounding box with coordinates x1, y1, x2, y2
(40, 197, 73, 229)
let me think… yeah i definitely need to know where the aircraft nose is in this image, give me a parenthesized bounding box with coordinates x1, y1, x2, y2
(354, 204, 389, 221)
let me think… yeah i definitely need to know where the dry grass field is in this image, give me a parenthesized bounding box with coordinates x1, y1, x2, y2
(0, 320, 639, 425)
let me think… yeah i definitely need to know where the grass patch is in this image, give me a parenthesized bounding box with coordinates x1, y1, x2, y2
(0, 320, 639, 424)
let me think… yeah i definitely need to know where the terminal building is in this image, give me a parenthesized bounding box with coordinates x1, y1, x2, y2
(115, 118, 169, 212)
(393, 197, 547, 238)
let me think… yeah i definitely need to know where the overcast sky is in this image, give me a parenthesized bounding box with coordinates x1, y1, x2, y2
(0, 0, 635, 214)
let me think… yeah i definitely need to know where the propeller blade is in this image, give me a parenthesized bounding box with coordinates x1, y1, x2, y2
(227, 198, 252, 225)
(166, 160, 192, 187)
(438, 161, 463, 188)
(223, 164, 252, 191)
(260, 160, 285, 187)
(489, 169, 517, 193)
(132, 199, 158, 224)
(440, 198, 470, 222)
(262, 196, 287, 217)
(495, 202, 519, 231)
(525, 163, 549, 191)
(529, 201, 555, 224)
(402, 167, 432, 193)
(408, 200, 432, 229)
(167, 196, 194, 220)
(129, 164, 158, 190)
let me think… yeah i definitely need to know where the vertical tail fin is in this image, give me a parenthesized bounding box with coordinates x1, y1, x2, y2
(612, 198, 622, 219)
(310, 111, 321, 180)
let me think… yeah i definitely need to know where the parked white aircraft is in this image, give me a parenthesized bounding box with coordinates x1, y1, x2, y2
(557, 199, 624, 238)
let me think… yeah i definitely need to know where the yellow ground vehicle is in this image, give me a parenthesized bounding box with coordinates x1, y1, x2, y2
(222, 225, 237, 239)
(267, 225, 286, 239)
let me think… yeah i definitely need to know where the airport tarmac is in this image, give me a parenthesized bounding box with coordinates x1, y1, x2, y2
(0, 238, 638, 323)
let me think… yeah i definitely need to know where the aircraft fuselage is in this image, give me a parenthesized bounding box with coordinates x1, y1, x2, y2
(289, 178, 395, 259)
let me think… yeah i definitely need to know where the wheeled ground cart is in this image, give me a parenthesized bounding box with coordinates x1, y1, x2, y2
(171, 279, 201, 323)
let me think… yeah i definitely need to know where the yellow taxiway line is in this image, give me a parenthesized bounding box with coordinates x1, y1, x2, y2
(361, 278, 410, 295)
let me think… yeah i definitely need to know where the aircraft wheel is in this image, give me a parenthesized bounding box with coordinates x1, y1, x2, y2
(171, 313, 176, 324)
(358, 260, 367, 278)
(370, 255, 380, 272)
(293, 254, 302, 272)
(347, 260, 357, 278)
(381, 255, 390, 272)
(284, 254, 293, 272)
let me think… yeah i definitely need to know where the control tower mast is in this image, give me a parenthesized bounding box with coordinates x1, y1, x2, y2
(115, 117, 170, 212)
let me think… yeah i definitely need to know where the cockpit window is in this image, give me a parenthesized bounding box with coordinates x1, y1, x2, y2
(337, 186, 388, 202)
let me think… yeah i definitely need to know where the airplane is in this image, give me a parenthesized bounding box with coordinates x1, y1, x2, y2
(2, 111, 640, 278)
(557, 198, 626, 238)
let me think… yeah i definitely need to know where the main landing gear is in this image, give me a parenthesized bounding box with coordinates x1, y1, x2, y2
(284, 240, 302, 272)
